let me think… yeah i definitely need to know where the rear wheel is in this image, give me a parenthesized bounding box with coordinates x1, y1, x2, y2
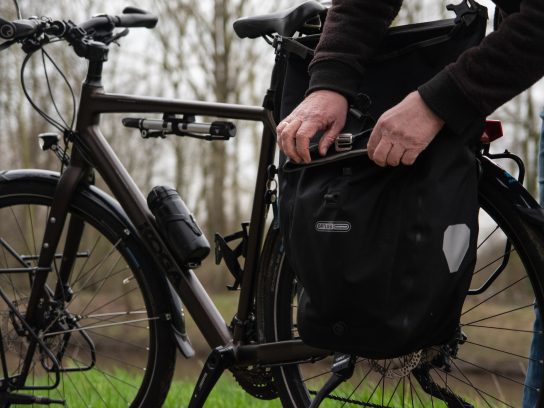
(0, 177, 176, 407)
(258, 160, 544, 407)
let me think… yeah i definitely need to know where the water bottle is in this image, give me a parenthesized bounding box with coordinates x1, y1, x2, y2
(147, 186, 210, 268)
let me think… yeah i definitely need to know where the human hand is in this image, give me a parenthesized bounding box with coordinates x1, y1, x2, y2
(276, 90, 348, 163)
(367, 91, 444, 167)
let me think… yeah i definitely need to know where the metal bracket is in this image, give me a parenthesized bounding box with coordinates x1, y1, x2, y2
(334, 133, 353, 152)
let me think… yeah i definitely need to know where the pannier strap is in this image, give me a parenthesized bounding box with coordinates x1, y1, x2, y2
(281, 37, 314, 63)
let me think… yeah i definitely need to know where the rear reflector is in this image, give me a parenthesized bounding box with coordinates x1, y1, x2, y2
(481, 120, 503, 144)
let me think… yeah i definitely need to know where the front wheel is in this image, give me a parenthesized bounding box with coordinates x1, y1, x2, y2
(257, 159, 544, 407)
(0, 173, 176, 407)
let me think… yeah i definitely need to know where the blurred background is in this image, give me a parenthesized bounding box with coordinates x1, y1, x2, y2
(0, 0, 541, 382)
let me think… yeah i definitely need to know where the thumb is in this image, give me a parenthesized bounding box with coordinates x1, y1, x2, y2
(318, 122, 343, 156)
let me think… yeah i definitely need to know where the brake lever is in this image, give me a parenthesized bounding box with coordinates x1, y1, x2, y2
(109, 28, 129, 45)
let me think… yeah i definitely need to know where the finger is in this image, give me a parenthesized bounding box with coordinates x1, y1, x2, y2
(277, 133, 284, 153)
(281, 120, 303, 163)
(367, 125, 383, 160)
(318, 122, 344, 156)
(386, 143, 405, 167)
(276, 120, 290, 135)
(295, 121, 320, 163)
(370, 140, 392, 167)
(401, 149, 419, 166)
(276, 119, 291, 151)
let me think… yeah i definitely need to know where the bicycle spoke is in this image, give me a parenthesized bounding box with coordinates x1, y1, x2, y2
(77, 248, 123, 316)
(477, 225, 499, 249)
(44, 316, 159, 337)
(463, 303, 535, 326)
(385, 376, 403, 407)
(464, 339, 536, 362)
(70, 234, 102, 286)
(81, 286, 139, 317)
(461, 324, 537, 334)
(462, 275, 527, 316)
(454, 355, 529, 388)
(71, 237, 120, 294)
(407, 374, 426, 407)
(447, 359, 515, 408)
(83, 329, 150, 352)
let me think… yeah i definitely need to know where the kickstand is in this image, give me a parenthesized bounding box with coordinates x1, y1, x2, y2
(188, 345, 236, 408)
(309, 353, 356, 408)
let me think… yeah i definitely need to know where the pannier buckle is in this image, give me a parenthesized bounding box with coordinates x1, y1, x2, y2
(335, 133, 353, 152)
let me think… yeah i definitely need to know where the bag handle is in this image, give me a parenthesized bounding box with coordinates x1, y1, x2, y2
(375, 0, 487, 62)
(492, 0, 520, 14)
(281, 0, 487, 64)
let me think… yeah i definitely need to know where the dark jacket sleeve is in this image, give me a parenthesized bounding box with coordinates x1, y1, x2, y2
(307, 0, 403, 101)
(419, 0, 544, 134)
(310, 0, 544, 136)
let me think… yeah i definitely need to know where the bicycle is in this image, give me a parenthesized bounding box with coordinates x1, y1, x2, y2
(0, 1, 543, 407)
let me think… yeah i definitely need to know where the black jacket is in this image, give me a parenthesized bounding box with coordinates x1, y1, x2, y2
(309, 0, 543, 135)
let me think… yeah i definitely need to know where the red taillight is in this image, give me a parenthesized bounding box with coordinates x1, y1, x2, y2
(481, 120, 503, 144)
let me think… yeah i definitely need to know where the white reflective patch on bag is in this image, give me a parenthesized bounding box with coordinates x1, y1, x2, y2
(442, 224, 470, 273)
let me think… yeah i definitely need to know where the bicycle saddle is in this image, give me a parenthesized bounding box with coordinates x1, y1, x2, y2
(233, 1, 326, 39)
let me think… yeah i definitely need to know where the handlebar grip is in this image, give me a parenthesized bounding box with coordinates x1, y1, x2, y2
(0, 18, 41, 40)
(117, 8, 158, 29)
(79, 16, 112, 33)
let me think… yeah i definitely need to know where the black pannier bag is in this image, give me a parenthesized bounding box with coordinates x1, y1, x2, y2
(278, 0, 488, 358)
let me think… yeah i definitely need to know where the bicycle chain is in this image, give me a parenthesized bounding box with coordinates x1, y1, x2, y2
(308, 390, 388, 407)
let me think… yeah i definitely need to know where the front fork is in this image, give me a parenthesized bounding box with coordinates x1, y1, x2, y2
(18, 156, 90, 384)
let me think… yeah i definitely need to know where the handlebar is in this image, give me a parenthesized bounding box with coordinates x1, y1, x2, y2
(0, 6, 157, 44)
(0, 17, 65, 40)
(80, 7, 157, 33)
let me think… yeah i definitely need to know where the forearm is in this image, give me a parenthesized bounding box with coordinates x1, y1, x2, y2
(420, 0, 544, 134)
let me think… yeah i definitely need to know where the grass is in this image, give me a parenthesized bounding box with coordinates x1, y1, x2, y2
(12, 368, 482, 407)
(165, 374, 282, 407)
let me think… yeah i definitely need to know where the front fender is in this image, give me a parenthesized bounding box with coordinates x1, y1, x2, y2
(0, 169, 195, 358)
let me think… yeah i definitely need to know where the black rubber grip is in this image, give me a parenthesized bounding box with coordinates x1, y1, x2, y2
(80, 11, 157, 33)
(122, 118, 142, 128)
(0, 18, 40, 40)
(79, 16, 113, 32)
(117, 9, 158, 29)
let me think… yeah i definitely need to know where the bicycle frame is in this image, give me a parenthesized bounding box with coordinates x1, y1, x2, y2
(26, 60, 325, 370)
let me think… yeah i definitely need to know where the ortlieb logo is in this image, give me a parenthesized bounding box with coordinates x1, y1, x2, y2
(315, 221, 351, 232)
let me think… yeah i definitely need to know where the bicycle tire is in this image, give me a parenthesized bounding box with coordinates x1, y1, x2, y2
(0, 171, 176, 407)
(257, 157, 544, 407)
